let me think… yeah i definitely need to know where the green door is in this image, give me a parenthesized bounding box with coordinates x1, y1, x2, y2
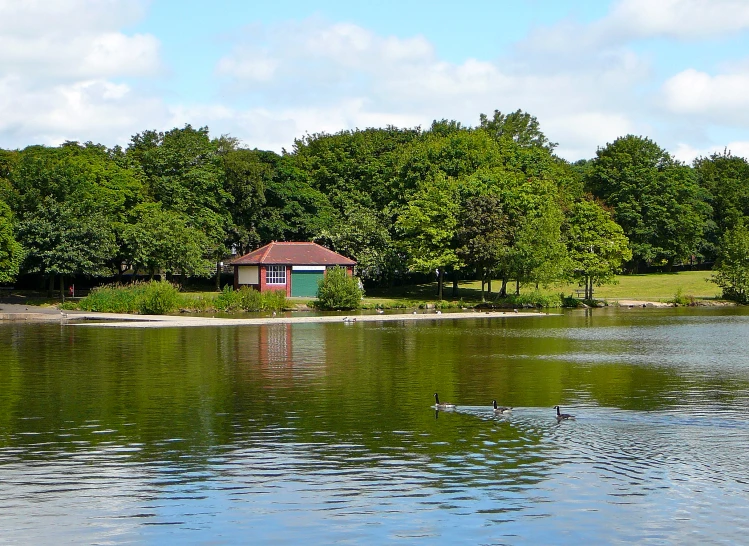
(291, 270, 324, 297)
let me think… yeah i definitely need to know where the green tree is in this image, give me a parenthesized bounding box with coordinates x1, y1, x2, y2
(123, 204, 213, 280)
(456, 194, 509, 300)
(693, 150, 749, 261)
(565, 199, 632, 299)
(0, 200, 24, 283)
(711, 220, 749, 303)
(316, 205, 400, 284)
(315, 266, 363, 310)
(128, 125, 231, 287)
(16, 199, 116, 294)
(586, 135, 710, 271)
(396, 174, 461, 300)
(6, 142, 138, 293)
(479, 109, 558, 152)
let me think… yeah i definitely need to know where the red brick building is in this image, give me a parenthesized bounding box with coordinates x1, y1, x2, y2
(231, 242, 356, 297)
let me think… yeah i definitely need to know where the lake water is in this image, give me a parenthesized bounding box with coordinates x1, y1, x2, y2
(2, 307, 749, 544)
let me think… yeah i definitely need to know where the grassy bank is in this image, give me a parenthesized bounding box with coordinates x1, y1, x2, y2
(3, 271, 724, 312)
(365, 270, 722, 308)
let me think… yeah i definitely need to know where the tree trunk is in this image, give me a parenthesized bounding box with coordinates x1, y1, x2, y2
(480, 268, 485, 302)
(515, 279, 520, 296)
(438, 268, 444, 301)
(48, 274, 55, 297)
(215, 261, 222, 291)
(59, 274, 65, 300)
(499, 277, 507, 298)
(451, 270, 458, 298)
(487, 278, 492, 296)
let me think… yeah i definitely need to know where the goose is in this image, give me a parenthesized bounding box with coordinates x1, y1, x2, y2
(492, 400, 512, 414)
(433, 393, 456, 410)
(555, 405, 574, 420)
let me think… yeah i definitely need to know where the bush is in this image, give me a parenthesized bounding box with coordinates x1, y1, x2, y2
(77, 281, 180, 315)
(315, 267, 364, 310)
(138, 281, 180, 315)
(669, 287, 696, 306)
(215, 286, 288, 312)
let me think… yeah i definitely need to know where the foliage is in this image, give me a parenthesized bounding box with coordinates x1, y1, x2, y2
(78, 281, 180, 314)
(0, 200, 23, 283)
(669, 287, 696, 306)
(396, 174, 461, 299)
(586, 135, 710, 271)
(214, 286, 287, 312)
(138, 280, 182, 315)
(693, 150, 749, 261)
(564, 199, 632, 299)
(479, 109, 558, 152)
(315, 267, 363, 310)
(711, 221, 749, 303)
(123, 203, 213, 278)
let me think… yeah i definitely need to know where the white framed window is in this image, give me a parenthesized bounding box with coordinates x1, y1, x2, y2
(265, 265, 286, 284)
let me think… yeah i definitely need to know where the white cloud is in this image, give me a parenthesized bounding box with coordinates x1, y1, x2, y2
(673, 141, 749, 163)
(208, 18, 655, 160)
(662, 68, 749, 123)
(0, 0, 165, 147)
(604, 0, 749, 40)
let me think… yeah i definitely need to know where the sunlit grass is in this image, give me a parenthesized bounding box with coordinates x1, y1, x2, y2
(365, 270, 721, 306)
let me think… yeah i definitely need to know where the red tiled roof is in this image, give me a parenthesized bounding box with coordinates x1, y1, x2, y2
(231, 242, 356, 266)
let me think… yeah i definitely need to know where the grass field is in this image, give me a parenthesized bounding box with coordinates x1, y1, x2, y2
(365, 270, 722, 306)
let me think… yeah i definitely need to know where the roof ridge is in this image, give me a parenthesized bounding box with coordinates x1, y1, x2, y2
(259, 242, 274, 263)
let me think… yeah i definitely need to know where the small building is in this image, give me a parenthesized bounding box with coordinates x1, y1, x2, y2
(231, 242, 356, 297)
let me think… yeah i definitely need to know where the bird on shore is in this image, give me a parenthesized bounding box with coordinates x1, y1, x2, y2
(433, 393, 456, 410)
(376, 308, 384, 314)
(555, 405, 575, 420)
(492, 400, 512, 414)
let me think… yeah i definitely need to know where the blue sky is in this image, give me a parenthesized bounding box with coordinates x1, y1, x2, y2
(2, 0, 749, 161)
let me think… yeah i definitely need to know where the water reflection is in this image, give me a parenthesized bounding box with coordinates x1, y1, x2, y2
(1, 309, 749, 543)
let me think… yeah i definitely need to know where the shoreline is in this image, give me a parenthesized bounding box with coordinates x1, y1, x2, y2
(0, 308, 553, 328)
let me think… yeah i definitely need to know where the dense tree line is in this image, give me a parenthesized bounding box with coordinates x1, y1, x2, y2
(1, 111, 749, 300)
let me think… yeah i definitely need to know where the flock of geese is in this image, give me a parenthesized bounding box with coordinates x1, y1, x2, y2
(433, 393, 575, 421)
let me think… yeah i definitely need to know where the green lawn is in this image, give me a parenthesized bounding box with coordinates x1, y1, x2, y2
(365, 270, 722, 306)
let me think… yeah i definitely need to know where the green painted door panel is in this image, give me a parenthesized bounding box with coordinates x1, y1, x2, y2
(291, 271, 324, 297)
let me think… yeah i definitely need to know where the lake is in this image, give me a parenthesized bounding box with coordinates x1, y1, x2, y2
(2, 307, 749, 544)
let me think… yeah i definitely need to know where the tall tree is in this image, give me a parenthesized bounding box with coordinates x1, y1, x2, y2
(456, 194, 509, 300)
(396, 174, 461, 300)
(564, 199, 632, 299)
(711, 220, 749, 303)
(693, 150, 749, 261)
(586, 135, 710, 271)
(0, 200, 23, 284)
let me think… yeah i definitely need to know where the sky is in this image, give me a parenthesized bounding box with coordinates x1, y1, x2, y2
(1, 0, 749, 162)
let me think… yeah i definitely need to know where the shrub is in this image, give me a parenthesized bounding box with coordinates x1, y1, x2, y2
(669, 287, 695, 306)
(261, 289, 288, 311)
(215, 285, 242, 311)
(315, 267, 364, 310)
(137, 281, 180, 315)
(77, 281, 180, 315)
(215, 286, 288, 312)
(78, 283, 140, 313)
